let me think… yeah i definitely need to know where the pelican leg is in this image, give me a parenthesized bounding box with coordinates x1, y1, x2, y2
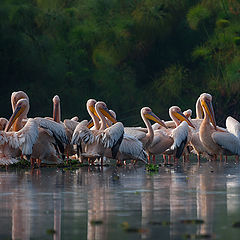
(30, 157, 35, 167)
(168, 155, 171, 164)
(147, 155, 151, 164)
(36, 158, 41, 168)
(197, 154, 200, 162)
(219, 154, 223, 162)
(236, 155, 239, 162)
(66, 151, 69, 164)
(101, 157, 103, 168)
(225, 155, 228, 162)
(183, 153, 186, 162)
(213, 154, 217, 161)
(152, 155, 156, 165)
(163, 155, 167, 164)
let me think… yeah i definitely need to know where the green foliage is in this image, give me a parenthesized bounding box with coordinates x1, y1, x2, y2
(0, 0, 240, 124)
(216, 19, 230, 28)
(187, 5, 210, 30)
(192, 46, 211, 61)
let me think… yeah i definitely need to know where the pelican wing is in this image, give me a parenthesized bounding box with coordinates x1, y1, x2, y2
(71, 120, 95, 145)
(102, 122, 124, 148)
(124, 127, 147, 140)
(34, 117, 69, 144)
(171, 121, 189, 149)
(16, 118, 39, 155)
(226, 116, 240, 139)
(64, 119, 79, 131)
(149, 130, 173, 154)
(212, 132, 240, 155)
(119, 134, 147, 161)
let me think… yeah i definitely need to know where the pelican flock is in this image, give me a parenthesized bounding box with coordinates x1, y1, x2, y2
(0, 90, 239, 166)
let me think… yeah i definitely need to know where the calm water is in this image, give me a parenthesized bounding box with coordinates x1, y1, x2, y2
(1, 159, 240, 240)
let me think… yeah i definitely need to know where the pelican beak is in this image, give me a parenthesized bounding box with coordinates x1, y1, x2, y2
(145, 112, 167, 128)
(174, 111, 195, 128)
(89, 105, 99, 118)
(87, 119, 94, 129)
(5, 104, 25, 132)
(100, 106, 117, 124)
(201, 99, 217, 129)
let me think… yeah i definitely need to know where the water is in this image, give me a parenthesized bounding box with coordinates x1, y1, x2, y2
(1, 159, 240, 240)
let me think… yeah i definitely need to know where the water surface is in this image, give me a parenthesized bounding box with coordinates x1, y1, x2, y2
(1, 159, 240, 239)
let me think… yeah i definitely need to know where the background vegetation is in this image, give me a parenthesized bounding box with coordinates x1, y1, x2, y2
(1, 0, 240, 126)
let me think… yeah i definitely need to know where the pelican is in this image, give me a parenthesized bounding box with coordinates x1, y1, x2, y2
(71, 101, 124, 166)
(77, 100, 147, 164)
(199, 93, 240, 160)
(2, 98, 69, 165)
(124, 107, 168, 163)
(150, 106, 195, 163)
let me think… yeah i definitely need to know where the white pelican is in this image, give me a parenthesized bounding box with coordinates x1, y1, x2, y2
(150, 106, 195, 163)
(2, 98, 69, 165)
(78, 100, 147, 164)
(198, 93, 240, 160)
(71, 101, 124, 166)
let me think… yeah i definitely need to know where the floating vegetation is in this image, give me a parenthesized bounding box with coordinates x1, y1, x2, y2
(146, 164, 159, 172)
(183, 233, 212, 239)
(148, 221, 171, 226)
(46, 229, 56, 235)
(90, 220, 103, 225)
(180, 219, 204, 225)
(232, 221, 240, 228)
(120, 222, 148, 233)
(0, 159, 31, 169)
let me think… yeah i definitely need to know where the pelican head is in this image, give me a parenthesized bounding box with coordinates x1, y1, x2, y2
(141, 107, 167, 128)
(53, 95, 60, 104)
(183, 109, 192, 119)
(200, 93, 216, 129)
(53, 95, 61, 123)
(95, 101, 117, 124)
(11, 91, 29, 112)
(5, 98, 29, 132)
(170, 106, 195, 128)
(87, 99, 97, 116)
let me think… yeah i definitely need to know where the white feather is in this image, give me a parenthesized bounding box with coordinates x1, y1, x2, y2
(119, 134, 147, 161)
(212, 131, 240, 155)
(171, 121, 189, 149)
(17, 118, 39, 155)
(102, 122, 124, 148)
(226, 116, 240, 139)
(34, 117, 69, 144)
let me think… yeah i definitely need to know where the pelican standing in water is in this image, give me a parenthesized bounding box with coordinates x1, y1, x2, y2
(199, 93, 240, 160)
(71, 101, 124, 167)
(124, 107, 168, 163)
(83, 100, 148, 165)
(149, 106, 195, 164)
(2, 98, 69, 166)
